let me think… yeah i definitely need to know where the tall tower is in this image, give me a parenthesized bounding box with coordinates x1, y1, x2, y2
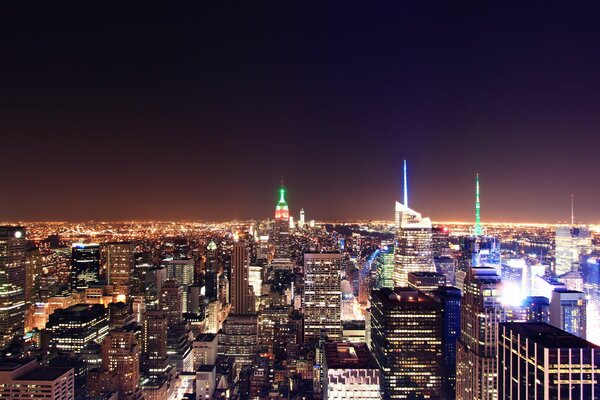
(105, 242, 135, 296)
(0, 226, 27, 349)
(272, 182, 292, 270)
(474, 174, 483, 236)
(456, 267, 505, 400)
(231, 240, 253, 314)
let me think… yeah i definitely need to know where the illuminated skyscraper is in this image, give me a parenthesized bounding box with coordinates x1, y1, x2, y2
(0, 226, 27, 348)
(105, 242, 135, 296)
(474, 174, 483, 236)
(0, 359, 75, 400)
(549, 289, 586, 339)
(498, 322, 599, 400)
(456, 267, 505, 400)
(271, 183, 293, 270)
(375, 245, 394, 289)
(142, 309, 168, 375)
(303, 252, 342, 341)
(161, 258, 194, 313)
(370, 287, 443, 399)
(46, 304, 109, 353)
(159, 279, 183, 325)
(231, 240, 253, 314)
(393, 201, 434, 287)
(101, 325, 141, 397)
(70, 243, 101, 291)
(555, 226, 592, 276)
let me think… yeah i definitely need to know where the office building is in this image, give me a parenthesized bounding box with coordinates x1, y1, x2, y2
(323, 342, 381, 400)
(370, 287, 443, 399)
(105, 242, 135, 296)
(0, 226, 27, 348)
(555, 225, 592, 276)
(498, 322, 599, 400)
(142, 309, 168, 375)
(70, 243, 101, 291)
(456, 267, 505, 400)
(522, 296, 550, 323)
(192, 333, 218, 369)
(46, 303, 109, 352)
(231, 240, 253, 314)
(393, 201, 434, 287)
(303, 252, 342, 341)
(161, 257, 194, 313)
(431, 286, 461, 400)
(101, 326, 141, 397)
(160, 279, 183, 325)
(0, 358, 74, 400)
(550, 289, 586, 339)
(407, 271, 446, 293)
(375, 245, 394, 289)
(218, 314, 258, 368)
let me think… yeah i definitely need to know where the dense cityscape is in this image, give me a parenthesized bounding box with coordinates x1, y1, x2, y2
(3, 2, 600, 399)
(1, 172, 599, 399)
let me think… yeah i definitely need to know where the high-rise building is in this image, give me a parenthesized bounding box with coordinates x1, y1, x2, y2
(105, 242, 135, 296)
(456, 267, 505, 400)
(0, 358, 75, 400)
(231, 240, 253, 314)
(192, 333, 218, 369)
(375, 245, 394, 289)
(142, 309, 168, 375)
(101, 325, 141, 397)
(550, 288, 586, 339)
(431, 286, 461, 400)
(555, 225, 592, 276)
(70, 243, 101, 291)
(322, 342, 381, 400)
(370, 287, 443, 399)
(271, 183, 293, 270)
(46, 304, 109, 352)
(159, 279, 183, 325)
(522, 296, 550, 323)
(393, 201, 434, 287)
(161, 258, 194, 313)
(498, 322, 600, 400)
(299, 208, 306, 229)
(303, 252, 342, 341)
(218, 314, 258, 368)
(407, 271, 446, 293)
(0, 226, 27, 349)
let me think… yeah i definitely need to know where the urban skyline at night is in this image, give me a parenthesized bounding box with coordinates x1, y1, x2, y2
(2, 2, 600, 400)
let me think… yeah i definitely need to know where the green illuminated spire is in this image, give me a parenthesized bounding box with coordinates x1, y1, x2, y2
(278, 186, 287, 205)
(474, 173, 483, 236)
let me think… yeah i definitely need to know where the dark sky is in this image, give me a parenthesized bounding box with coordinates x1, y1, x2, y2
(2, 2, 600, 223)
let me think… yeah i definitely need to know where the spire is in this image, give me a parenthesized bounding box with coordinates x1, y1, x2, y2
(275, 180, 289, 220)
(403, 159, 408, 207)
(571, 194, 575, 225)
(474, 173, 483, 236)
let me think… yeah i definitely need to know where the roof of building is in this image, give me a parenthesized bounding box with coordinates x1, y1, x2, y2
(17, 367, 72, 381)
(324, 342, 378, 370)
(195, 333, 218, 342)
(372, 287, 437, 304)
(500, 322, 599, 349)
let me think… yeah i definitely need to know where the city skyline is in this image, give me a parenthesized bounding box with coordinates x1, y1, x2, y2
(2, 3, 600, 222)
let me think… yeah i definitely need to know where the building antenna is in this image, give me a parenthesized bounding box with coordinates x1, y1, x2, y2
(403, 160, 408, 207)
(474, 173, 483, 236)
(570, 194, 574, 225)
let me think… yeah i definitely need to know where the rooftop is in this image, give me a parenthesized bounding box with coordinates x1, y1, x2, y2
(17, 367, 72, 381)
(373, 287, 436, 304)
(500, 322, 599, 349)
(195, 333, 217, 342)
(324, 342, 378, 370)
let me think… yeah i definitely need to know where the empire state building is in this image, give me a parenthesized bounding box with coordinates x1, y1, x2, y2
(271, 184, 293, 270)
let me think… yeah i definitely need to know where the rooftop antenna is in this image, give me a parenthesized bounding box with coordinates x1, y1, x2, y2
(403, 160, 408, 207)
(570, 194, 574, 225)
(474, 173, 483, 236)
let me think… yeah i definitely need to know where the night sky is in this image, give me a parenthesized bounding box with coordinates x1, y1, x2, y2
(2, 2, 600, 223)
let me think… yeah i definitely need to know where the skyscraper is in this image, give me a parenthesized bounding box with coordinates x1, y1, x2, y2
(370, 287, 443, 399)
(0, 226, 27, 348)
(554, 225, 592, 276)
(161, 258, 194, 313)
(159, 279, 183, 325)
(498, 322, 599, 400)
(550, 288, 586, 339)
(431, 286, 461, 400)
(231, 240, 253, 314)
(105, 242, 135, 296)
(456, 267, 505, 400)
(142, 309, 168, 375)
(46, 304, 109, 353)
(303, 252, 342, 341)
(393, 201, 434, 287)
(271, 183, 293, 270)
(70, 243, 101, 291)
(474, 174, 483, 236)
(101, 325, 141, 397)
